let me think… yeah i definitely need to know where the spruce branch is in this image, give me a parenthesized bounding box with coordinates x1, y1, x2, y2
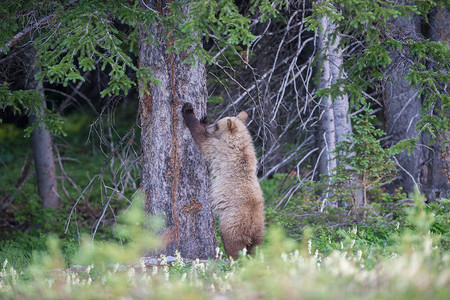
(0, 0, 79, 55)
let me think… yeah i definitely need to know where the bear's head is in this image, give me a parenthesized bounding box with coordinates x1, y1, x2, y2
(206, 111, 249, 146)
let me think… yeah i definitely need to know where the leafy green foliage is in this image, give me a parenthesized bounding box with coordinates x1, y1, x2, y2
(405, 40, 450, 138)
(1, 0, 282, 136)
(35, 0, 158, 97)
(0, 83, 67, 136)
(167, 0, 262, 63)
(331, 109, 396, 209)
(306, 0, 417, 42)
(309, 0, 449, 139)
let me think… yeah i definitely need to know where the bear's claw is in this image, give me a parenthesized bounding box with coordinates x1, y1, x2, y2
(182, 102, 194, 115)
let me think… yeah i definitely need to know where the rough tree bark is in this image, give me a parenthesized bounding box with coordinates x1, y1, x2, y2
(317, 14, 353, 195)
(138, 1, 217, 259)
(24, 50, 59, 209)
(422, 5, 450, 201)
(384, 14, 423, 195)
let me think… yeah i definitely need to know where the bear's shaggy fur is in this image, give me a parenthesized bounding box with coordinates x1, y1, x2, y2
(182, 103, 264, 259)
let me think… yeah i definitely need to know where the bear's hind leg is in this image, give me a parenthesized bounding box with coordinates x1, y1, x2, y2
(245, 226, 264, 255)
(221, 232, 248, 260)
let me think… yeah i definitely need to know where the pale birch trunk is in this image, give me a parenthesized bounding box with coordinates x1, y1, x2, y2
(318, 16, 337, 178)
(138, 0, 217, 259)
(317, 14, 355, 208)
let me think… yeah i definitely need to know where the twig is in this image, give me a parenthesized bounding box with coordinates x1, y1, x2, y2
(91, 157, 140, 241)
(392, 156, 420, 192)
(0, 0, 79, 55)
(0, 156, 34, 211)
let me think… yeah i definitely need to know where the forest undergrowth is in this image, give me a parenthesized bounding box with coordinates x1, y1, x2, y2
(0, 190, 448, 299)
(1, 114, 449, 299)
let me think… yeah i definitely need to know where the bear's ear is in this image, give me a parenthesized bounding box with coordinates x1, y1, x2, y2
(227, 118, 237, 132)
(236, 111, 248, 123)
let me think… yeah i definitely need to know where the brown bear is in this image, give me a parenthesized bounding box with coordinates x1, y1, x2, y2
(182, 102, 264, 259)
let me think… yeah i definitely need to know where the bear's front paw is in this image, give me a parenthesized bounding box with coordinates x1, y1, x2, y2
(200, 115, 209, 126)
(182, 102, 194, 116)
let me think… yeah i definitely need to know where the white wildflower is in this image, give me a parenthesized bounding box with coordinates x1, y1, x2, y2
(127, 267, 136, 285)
(160, 254, 167, 266)
(350, 239, 356, 249)
(86, 264, 94, 274)
(46, 279, 54, 289)
(175, 250, 184, 266)
(293, 249, 299, 259)
(357, 249, 363, 262)
(163, 265, 169, 281)
(113, 263, 120, 274)
(424, 236, 433, 256)
(229, 257, 236, 266)
(308, 239, 312, 255)
(140, 258, 147, 273)
(71, 273, 80, 285)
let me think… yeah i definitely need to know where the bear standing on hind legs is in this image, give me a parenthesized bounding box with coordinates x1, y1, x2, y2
(182, 102, 265, 259)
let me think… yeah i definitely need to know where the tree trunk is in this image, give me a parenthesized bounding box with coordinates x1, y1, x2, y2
(24, 50, 59, 209)
(317, 10, 360, 209)
(138, 1, 217, 259)
(317, 16, 338, 178)
(318, 15, 353, 174)
(330, 47, 352, 146)
(384, 14, 422, 195)
(422, 5, 450, 201)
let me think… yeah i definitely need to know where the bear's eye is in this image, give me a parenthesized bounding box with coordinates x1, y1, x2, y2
(214, 124, 219, 131)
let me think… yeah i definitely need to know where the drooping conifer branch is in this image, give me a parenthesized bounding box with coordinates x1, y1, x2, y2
(0, 0, 78, 55)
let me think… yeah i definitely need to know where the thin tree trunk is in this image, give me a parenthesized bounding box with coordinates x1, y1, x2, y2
(330, 46, 352, 146)
(24, 50, 59, 209)
(317, 12, 360, 209)
(318, 15, 353, 174)
(318, 16, 338, 178)
(138, 1, 217, 259)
